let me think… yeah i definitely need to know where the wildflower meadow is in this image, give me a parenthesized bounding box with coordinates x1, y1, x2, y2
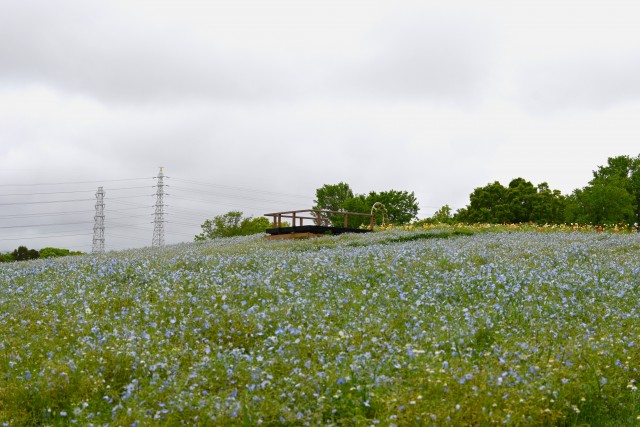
(1, 227, 639, 425)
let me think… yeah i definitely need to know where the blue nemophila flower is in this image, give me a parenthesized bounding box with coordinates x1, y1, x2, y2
(2, 231, 639, 424)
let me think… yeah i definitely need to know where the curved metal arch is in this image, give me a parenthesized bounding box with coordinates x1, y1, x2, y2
(370, 202, 389, 228)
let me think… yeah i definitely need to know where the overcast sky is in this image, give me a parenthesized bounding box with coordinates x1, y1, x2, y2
(1, 0, 640, 252)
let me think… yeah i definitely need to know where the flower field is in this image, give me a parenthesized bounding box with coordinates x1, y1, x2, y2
(1, 228, 639, 425)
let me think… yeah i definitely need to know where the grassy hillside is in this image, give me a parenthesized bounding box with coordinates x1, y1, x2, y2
(1, 228, 639, 425)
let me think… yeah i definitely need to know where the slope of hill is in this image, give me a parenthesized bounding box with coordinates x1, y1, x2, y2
(1, 229, 639, 425)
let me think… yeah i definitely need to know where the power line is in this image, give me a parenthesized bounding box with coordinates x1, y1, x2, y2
(110, 203, 150, 208)
(0, 186, 151, 197)
(0, 210, 95, 219)
(0, 198, 94, 206)
(0, 222, 153, 237)
(170, 186, 308, 205)
(105, 206, 150, 214)
(0, 233, 93, 241)
(170, 195, 289, 211)
(0, 177, 152, 187)
(0, 174, 316, 251)
(109, 213, 155, 220)
(109, 233, 151, 243)
(109, 222, 154, 229)
(171, 177, 309, 199)
(0, 194, 152, 207)
(0, 221, 93, 229)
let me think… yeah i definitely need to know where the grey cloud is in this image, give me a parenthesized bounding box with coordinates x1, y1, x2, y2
(0, 0, 294, 103)
(518, 51, 640, 112)
(0, 1, 498, 105)
(329, 8, 495, 102)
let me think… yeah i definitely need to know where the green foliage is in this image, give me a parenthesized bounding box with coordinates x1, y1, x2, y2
(1, 246, 81, 262)
(455, 178, 566, 224)
(591, 155, 640, 213)
(11, 246, 40, 261)
(455, 181, 509, 223)
(367, 190, 418, 225)
(381, 228, 473, 244)
(342, 194, 371, 228)
(312, 182, 355, 226)
(313, 183, 419, 227)
(532, 182, 566, 224)
(435, 154, 640, 227)
(313, 182, 354, 212)
(39, 247, 83, 258)
(565, 154, 640, 225)
(0, 252, 14, 262)
(425, 204, 454, 224)
(195, 211, 270, 240)
(566, 177, 636, 225)
(453, 155, 640, 226)
(243, 216, 271, 234)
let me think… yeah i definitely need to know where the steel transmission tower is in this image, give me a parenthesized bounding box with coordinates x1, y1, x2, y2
(92, 186, 105, 253)
(152, 167, 166, 248)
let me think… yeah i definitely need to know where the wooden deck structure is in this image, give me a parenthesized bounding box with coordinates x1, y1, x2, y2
(264, 209, 374, 239)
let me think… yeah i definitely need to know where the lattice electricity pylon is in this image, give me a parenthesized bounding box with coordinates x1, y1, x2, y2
(152, 167, 166, 248)
(92, 186, 105, 253)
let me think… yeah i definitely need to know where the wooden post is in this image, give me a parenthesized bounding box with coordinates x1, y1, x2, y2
(370, 215, 375, 229)
(292, 212, 296, 228)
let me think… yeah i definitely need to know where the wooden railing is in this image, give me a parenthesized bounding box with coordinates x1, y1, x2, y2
(264, 209, 375, 229)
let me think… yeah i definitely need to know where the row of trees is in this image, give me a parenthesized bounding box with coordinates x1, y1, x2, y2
(436, 154, 640, 225)
(0, 246, 83, 263)
(193, 154, 639, 240)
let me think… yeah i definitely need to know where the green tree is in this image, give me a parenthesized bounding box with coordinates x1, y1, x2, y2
(195, 211, 270, 240)
(342, 194, 372, 228)
(240, 216, 271, 235)
(504, 178, 537, 223)
(456, 181, 510, 223)
(564, 155, 640, 225)
(12, 246, 39, 261)
(312, 183, 419, 227)
(590, 154, 640, 223)
(366, 190, 418, 225)
(532, 183, 566, 224)
(312, 182, 355, 226)
(0, 252, 14, 262)
(456, 179, 566, 224)
(431, 204, 454, 224)
(39, 247, 82, 258)
(565, 177, 636, 225)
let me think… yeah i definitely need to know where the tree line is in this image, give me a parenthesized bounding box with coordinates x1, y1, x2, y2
(193, 154, 639, 240)
(310, 155, 640, 227)
(449, 154, 640, 225)
(0, 246, 83, 263)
